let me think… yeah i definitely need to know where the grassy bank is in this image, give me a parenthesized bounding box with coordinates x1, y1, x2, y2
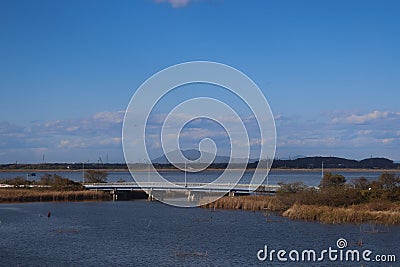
(202, 172, 400, 225)
(0, 189, 111, 203)
(0, 173, 112, 203)
(202, 196, 400, 225)
(202, 195, 287, 211)
(283, 203, 400, 224)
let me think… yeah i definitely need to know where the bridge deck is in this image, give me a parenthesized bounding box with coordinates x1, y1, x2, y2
(84, 182, 280, 193)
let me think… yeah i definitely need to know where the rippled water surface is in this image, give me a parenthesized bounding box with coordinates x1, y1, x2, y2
(0, 201, 399, 266)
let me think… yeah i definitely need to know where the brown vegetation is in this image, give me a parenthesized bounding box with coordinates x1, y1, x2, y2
(283, 203, 400, 224)
(0, 174, 111, 203)
(84, 170, 108, 183)
(2, 174, 85, 190)
(202, 172, 400, 225)
(0, 188, 111, 203)
(202, 195, 287, 212)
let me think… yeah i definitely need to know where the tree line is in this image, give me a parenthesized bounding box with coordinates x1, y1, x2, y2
(1, 170, 109, 189)
(276, 172, 400, 207)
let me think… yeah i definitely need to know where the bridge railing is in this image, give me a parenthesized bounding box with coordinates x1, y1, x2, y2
(84, 182, 280, 192)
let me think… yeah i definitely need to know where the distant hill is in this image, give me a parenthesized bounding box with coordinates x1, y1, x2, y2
(151, 149, 255, 164)
(0, 156, 398, 171)
(152, 151, 398, 169)
(277, 155, 307, 160)
(249, 156, 398, 169)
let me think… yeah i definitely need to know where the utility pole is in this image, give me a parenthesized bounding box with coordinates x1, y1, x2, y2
(82, 162, 85, 184)
(266, 157, 269, 193)
(184, 160, 187, 188)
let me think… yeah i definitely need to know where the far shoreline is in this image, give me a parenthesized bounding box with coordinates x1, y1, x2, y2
(0, 168, 398, 173)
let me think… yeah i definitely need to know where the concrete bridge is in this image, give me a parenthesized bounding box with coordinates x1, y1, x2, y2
(84, 182, 280, 201)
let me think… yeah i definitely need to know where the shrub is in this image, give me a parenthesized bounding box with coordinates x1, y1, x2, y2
(84, 170, 108, 183)
(319, 172, 346, 188)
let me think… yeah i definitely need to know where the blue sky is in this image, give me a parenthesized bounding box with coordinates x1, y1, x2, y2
(1, 0, 400, 163)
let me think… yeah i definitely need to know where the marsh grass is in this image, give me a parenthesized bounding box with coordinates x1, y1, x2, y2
(282, 203, 400, 225)
(202, 195, 287, 212)
(0, 189, 111, 203)
(203, 196, 400, 224)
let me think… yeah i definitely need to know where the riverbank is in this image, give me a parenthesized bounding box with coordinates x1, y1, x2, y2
(0, 189, 111, 203)
(1, 168, 398, 173)
(2, 188, 399, 225)
(283, 203, 400, 224)
(201, 195, 400, 225)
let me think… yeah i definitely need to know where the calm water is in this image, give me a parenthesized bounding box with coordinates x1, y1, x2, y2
(1, 171, 399, 266)
(0, 201, 399, 266)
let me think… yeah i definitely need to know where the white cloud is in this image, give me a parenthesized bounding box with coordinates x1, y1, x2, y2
(66, 126, 80, 132)
(274, 109, 400, 159)
(0, 111, 125, 161)
(27, 111, 124, 137)
(332, 110, 400, 124)
(2, 108, 400, 162)
(58, 138, 90, 149)
(0, 122, 24, 134)
(154, 0, 192, 8)
(382, 138, 396, 144)
(93, 111, 124, 123)
(179, 128, 226, 139)
(357, 130, 372, 135)
(99, 137, 121, 145)
(57, 135, 122, 150)
(59, 139, 71, 148)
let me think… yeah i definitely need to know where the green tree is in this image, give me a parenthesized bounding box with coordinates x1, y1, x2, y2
(84, 170, 108, 183)
(319, 172, 346, 188)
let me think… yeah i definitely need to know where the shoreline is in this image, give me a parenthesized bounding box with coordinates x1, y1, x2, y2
(0, 189, 111, 203)
(0, 168, 398, 173)
(201, 196, 400, 225)
(1, 190, 399, 225)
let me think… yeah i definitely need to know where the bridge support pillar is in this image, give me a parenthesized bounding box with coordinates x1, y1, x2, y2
(187, 191, 195, 201)
(229, 191, 235, 197)
(147, 189, 154, 201)
(111, 189, 118, 201)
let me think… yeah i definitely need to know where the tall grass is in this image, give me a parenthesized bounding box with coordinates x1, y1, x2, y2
(282, 203, 400, 225)
(201, 195, 400, 224)
(201, 196, 287, 211)
(0, 189, 111, 203)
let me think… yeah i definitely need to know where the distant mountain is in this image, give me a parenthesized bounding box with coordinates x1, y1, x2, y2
(151, 149, 256, 164)
(248, 156, 397, 169)
(278, 155, 307, 160)
(152, 152, 398, 169)
(1, 156, 397, 170)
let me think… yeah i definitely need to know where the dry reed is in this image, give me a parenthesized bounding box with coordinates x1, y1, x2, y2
(0, 189, 111, 203)
(201, 196, 287, 211)
(201, 195, 400, 225)
(282, 203, 400, 225)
